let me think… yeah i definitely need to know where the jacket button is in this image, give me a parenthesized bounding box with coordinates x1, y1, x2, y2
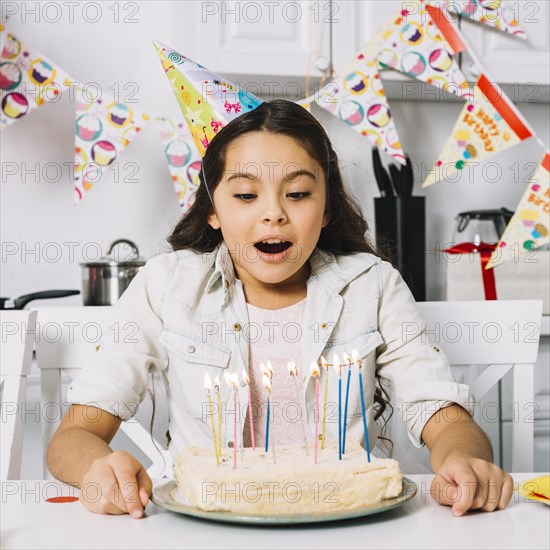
(233, 323, 242, 331)
(321, 322, 329, 330)
(187, 345, 196, 353)
(433, 346, 441, 353)
(228, 440, 234, 448)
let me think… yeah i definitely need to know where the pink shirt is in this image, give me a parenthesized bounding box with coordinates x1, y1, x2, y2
(243, 297, 310, 448)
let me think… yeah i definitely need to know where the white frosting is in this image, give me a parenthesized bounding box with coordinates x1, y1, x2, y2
(175, 438, 403, 514)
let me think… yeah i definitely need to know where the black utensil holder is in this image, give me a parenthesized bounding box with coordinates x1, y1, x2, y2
(374, 196, 426, 302)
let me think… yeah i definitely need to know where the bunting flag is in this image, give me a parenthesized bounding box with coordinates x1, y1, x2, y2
(426, 0, 527, 39)
(0, 23, 70, 129)
(156, 116, 202, 212)
(73, 87, 150, 204)
(422, 73, 532, 187)
(351, 3, 472, 101)
(153, 40, 263, 158)
(487, 152, 550, 268)
(315, 59, 406, 163)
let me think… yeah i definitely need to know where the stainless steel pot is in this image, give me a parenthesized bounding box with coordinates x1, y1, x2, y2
(80, 239, 145, 306)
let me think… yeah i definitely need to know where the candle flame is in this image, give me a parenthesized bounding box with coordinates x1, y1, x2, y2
(351, 348, 362, 368)
(224, 371, 239, 389)
(265, 360, 273, 378)
(320, 355, 329, 370)
(332, 353, 342, 376)
(342, 351, 352, 367)
(214, 375, 220, 392)
(204, 373, 212, 393)
(287, 361, 298, 377)
(242, 369, 250, 385)
(310, 361, 321, 378)
(262, 374, 272, 393)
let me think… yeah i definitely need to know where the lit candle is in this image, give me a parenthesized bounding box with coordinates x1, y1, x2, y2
(204, 374, 220, 465)
(214, 376, 222, 459)
(342, 351, 352, 455)
(287, 361, 309, 455)
(261, 362, 275, 463)
(320, 355, 329, 450)
(224, 372, 239, 469)
(262, 373, 272, 452)
(333, 353, 342, 460)
(310, 361, 321, 464)
(242, 369, 256, 451)
(352, 349, 371, 462)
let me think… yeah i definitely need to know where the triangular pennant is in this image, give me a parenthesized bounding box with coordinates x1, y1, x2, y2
(487, 152, 550, 268)
(315, 59, 406, 164)
(153, 40, 263, 157)
(352, 4, 472, 100)
(0, 23, 71, 129)
(426, 0, 527, 39)
(422, 74, 532, 187)
(156, 116, 202, 213)
(73, 87, 150, 203)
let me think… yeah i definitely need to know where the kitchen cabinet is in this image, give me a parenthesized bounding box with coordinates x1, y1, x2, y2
(459, 0, 550, 89)
(177, 1, 549, 100)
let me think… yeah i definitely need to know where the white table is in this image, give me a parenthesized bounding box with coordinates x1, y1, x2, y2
(1, 474, 549, 550)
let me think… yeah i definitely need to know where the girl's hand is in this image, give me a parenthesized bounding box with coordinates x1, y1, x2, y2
(430, 457, 514, 516)
(80, 450, 152, 518)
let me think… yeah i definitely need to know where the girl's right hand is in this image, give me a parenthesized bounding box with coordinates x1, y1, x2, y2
(80, 450, 152, 518)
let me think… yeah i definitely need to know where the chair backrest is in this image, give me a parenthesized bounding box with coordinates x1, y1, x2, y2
(382, 299, 543, 474)
(415, 300, 542, 365)
(33, 307, 171, 479)
(1, 310, 38, 480)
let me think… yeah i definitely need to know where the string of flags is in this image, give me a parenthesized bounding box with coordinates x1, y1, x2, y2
(1, 0, 548, 268)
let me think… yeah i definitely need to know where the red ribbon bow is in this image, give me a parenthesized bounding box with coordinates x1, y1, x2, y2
(442, 242, 498, 301)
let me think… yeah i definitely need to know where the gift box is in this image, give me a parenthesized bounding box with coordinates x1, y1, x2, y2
(445, 249, 550, 314)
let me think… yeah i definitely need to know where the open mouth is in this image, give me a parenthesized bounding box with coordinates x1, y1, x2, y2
(254, 241, 293, 255)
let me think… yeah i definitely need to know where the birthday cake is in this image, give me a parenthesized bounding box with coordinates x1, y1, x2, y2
(174, 438, 403, 515)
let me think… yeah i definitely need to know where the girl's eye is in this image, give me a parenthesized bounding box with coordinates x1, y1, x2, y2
(288, 192, 311, 200)
(234, 194, 256, 201)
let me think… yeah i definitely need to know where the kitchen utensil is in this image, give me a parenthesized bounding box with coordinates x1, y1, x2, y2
(0, 290, 80, 310)
(453, 208, 514, 245)
(389, 163, 403, 197)
(372, 147, 394, 197)
(400, 155, 414, 197)
(80, 239, 146, 306)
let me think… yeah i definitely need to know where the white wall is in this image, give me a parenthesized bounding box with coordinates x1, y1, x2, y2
(2, 1, 549, 305)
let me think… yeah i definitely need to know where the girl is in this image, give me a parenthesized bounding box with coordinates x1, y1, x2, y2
(48, 99, 513, 518)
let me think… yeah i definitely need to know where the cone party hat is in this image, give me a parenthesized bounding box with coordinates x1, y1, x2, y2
(153, 40, 264, 157)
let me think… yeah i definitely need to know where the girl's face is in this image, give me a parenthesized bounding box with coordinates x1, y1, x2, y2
(207, 131, 331, 291)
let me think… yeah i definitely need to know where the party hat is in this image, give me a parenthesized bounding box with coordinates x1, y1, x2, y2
(153, 40, 263, 157)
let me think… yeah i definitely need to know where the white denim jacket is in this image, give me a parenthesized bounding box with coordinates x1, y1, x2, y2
(68, 241, 475, 457)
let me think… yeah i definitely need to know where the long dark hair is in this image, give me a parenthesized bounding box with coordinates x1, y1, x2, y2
(166, 99, 394, 452)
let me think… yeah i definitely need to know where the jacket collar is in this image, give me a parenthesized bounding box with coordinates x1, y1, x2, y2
(204, 241, 380, 297)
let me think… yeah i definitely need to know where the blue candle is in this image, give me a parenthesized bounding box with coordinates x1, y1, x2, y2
(342, 354, 352, 455)
(356, 357, 371, 463)
(333, 354, 342, 461)
(265, 395, 270, 452)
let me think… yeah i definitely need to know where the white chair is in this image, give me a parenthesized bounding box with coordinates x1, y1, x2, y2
(33, 307, 172, 479)
(1, 310, 38, 480)
(384, 299, 543, 474)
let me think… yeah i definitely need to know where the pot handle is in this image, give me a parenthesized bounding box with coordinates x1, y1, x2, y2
(13, 290, 80, 310)
(107, 239, 140, 260)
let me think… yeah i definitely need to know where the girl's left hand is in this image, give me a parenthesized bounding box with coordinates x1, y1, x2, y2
(430, 457, 514, 516)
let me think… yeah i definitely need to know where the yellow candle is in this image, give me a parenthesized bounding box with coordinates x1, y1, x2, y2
(204, 374, 220, 465)
(215, 375, 222, 459)
(320, 355, 329, 449)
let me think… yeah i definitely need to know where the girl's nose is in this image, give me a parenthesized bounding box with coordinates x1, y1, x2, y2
(262, 198, 287, 224)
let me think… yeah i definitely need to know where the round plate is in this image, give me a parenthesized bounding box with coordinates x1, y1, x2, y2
(152, 478, 417, 525)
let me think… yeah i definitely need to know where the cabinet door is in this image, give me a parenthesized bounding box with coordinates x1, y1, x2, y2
(459, 0, 550, 88)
